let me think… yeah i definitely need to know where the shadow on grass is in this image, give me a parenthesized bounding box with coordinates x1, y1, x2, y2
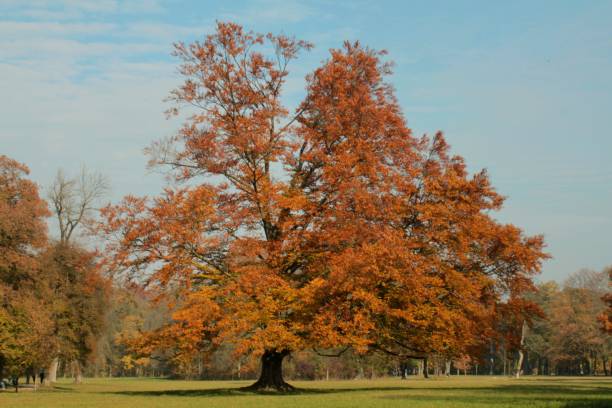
(111, 386, 403, 397)
(112, 386, 437, 398)
(110, 382, 612, 403)
(48, 385, 73, 392)
(378, 383, 612, 407)
(492, 383, 612, 396)
(561, 402, 612, 408)
(380, 394, 612, 408)
(113, 388, 246, 397)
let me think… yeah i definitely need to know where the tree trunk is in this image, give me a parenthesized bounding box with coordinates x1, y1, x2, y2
(515, 320, 527, 379)
(488, 339, 495, 375)
(445, 360, 451, 376)
(45, 357, 59, 385)
(400, 361, 407, 379)
(73, 360, 83, 384)
(243, 350, 293, 392)
(515, 350, 524, 379)
(423, 357, 429, 378)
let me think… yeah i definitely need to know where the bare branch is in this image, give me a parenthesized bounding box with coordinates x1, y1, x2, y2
(48, 166, 110, 244)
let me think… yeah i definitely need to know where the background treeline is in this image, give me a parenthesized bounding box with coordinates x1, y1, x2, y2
(0, 157, 108, 388)
(89, 267, 611, 380)
(0, 154, 610, 386)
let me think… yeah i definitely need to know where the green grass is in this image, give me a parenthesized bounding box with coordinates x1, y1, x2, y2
(1, 376, 611, 407)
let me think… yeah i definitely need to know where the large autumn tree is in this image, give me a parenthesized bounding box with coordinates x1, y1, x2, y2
(100, 22, 546, 391)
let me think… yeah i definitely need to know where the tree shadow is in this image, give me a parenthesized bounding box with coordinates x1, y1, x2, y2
(111, 385, 423, 398)
(380, 394, 612, 408)
(112, 386, 411, 397)
(48, 385, 73, 392)
(378, 383, 612, 406)
(561, 402, 612, 408)
(110, 381, 612, 404)
(114, 388, 244, 397)
(494, 383, 612, 395)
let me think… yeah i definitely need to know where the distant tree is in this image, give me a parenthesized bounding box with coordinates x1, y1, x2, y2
(520, 273, 612, 377)
(0, 155, 50, 286)
(0, 155, 53, 389)
(0, 287, 54, 390)
(48, 167, 109, 245)
(599, 267, 612, 334)
(99, 22, 547, 391)
(41, 243, 109, 384)
(524, 281, 559, 375)
(45, 166, 110, 384)
(453, 355, 472, 375)
(544, 269, 610, 375)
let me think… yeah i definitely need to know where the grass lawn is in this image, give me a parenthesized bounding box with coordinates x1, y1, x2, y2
(0, 376, 611, 407)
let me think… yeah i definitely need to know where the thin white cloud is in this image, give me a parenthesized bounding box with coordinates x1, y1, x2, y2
(17, 8, 84, 20)
(0, 21, 117, 36)
(0, 0, 165, 18)
(0, 38, 165, 59)
(123, 22, 207, 41)
(0, 0, 119, 14)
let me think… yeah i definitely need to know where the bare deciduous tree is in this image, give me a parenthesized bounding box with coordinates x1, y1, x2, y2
(48, 166, 109, 245)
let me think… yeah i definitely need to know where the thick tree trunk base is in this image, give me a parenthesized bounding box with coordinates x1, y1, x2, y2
(242, 350, 294, 392)
(242, 380, 295, 392)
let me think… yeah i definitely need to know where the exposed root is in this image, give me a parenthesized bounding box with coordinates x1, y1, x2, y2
(240, 380, 296, 393)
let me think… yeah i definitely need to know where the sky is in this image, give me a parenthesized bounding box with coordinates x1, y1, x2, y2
(1, 0, 611, 283)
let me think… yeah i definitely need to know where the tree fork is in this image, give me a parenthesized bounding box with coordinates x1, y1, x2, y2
(243, 350, 294, 392)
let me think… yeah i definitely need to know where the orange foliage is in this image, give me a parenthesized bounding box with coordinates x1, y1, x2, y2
(99, 22, 547, 374)
(598, 268, 612, 334)
(0, 155, 54, 374)
(0, 155, 50, 276)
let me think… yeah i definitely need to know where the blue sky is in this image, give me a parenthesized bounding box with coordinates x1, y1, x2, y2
(1, 0, 611, 282)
